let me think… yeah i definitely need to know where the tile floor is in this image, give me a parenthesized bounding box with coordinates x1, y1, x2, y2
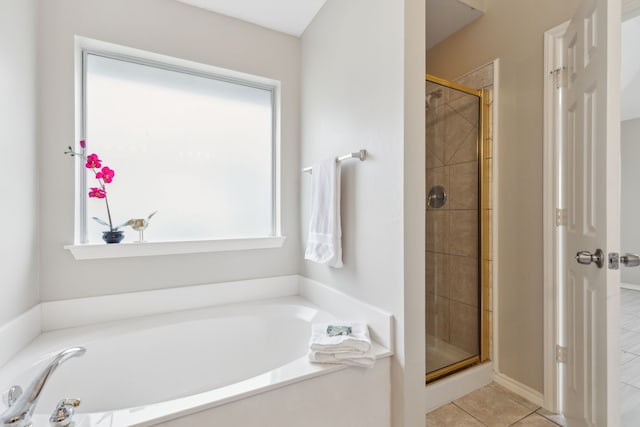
(427, 288, 640, 426)
(620, 287, 640, 426)
(425, 383, 564, 426)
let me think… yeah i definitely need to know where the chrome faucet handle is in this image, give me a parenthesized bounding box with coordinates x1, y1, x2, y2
(49, 399, 80, 427)
(1, 346, 86, 427)
(2, 387, 23, 408)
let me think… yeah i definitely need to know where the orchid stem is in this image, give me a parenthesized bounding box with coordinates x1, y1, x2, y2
(104, 192, 114, 231)
(91, 167, 113, 231)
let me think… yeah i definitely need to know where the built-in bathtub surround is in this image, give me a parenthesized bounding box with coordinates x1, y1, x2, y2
(0, 306, 41, 369)
(0, 276, 392, 427)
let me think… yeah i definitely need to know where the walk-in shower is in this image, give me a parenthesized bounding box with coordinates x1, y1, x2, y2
(425, 74, 489, 383)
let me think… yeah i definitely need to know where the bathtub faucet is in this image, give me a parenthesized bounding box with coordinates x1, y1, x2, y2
(0, 346, 86, 427)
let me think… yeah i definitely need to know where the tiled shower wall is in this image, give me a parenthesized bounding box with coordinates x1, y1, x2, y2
(426, 63, 494, 360)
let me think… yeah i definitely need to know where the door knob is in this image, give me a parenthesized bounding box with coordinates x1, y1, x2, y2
(621, 253, 640, 267)
(575, 249, 604, 268)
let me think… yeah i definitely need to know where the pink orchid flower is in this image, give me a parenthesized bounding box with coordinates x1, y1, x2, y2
(86, 153, 102, 169)
(66, 141, 121, 233)
(88, 187, 106, 199)
(96, 166, 115, 184)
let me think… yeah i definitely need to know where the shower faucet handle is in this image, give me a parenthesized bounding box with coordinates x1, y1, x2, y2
(427, 185, 447, 209)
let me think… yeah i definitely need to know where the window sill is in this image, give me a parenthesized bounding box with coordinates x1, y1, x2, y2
(64, 236, 287, 260)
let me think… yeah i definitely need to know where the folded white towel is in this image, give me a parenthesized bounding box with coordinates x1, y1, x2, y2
(309, 347, 376, 368)
(304, 158, 343, 268)
(319, 350, 368, 359)
(308, 322, 372, 353)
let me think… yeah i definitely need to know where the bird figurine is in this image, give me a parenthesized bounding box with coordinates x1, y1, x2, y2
(127, 211, 157, 243)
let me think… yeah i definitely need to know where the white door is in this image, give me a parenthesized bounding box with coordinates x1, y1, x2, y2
(561, 0, 621, 425)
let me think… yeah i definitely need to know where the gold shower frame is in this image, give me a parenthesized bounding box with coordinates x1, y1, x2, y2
(425, 74, 490, 384)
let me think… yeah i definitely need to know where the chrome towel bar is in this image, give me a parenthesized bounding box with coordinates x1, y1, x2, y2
(302, 149, 367, 174)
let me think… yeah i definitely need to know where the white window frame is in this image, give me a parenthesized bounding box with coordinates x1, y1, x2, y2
(65, 37, 285, 260)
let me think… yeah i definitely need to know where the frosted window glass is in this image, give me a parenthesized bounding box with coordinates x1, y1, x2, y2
(84, 53, 274, 243)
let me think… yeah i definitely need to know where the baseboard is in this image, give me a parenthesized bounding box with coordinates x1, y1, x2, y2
(0, 305, 41, 368)
(493, 372, 544, 407)
(621, 282, 640, 292)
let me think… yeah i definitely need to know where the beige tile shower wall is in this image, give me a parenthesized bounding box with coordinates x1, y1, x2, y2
(425, 63, 494, 362)
(426, 78, 482, 356)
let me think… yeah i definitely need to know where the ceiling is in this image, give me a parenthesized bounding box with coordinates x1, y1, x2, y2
(175, 0, 327, 36)
(173, 1, 640, 121)
(176, 0, 484, 45)
(426, 0, 484, 50)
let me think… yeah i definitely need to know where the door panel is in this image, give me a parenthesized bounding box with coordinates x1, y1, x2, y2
(561, 0, 621, 425)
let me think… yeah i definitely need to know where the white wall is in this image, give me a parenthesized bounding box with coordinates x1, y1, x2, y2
(0, 0, 40, 324)
(621, 118, 640, 284)
(28, 1, 427, 423)
(300, 0, 424, 425)
(402, 0, 427, 425)
(38, 0, 301, 301)
(427, 0, 580, 393)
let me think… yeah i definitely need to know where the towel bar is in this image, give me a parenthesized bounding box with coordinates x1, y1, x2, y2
(302, 149, 367, 174)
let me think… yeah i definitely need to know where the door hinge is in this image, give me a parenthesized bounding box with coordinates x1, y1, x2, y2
(555, 208, 567, 226)
(556, 344, 568, 363)
(550, 67, 567, 89)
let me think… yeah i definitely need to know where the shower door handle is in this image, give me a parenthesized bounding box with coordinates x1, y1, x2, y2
(575, 249, 604, 268)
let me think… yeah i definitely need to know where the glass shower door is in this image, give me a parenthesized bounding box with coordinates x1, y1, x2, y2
(425, 75, 487, 383)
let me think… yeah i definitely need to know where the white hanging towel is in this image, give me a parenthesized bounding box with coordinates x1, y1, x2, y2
(304, 157, 343, 268)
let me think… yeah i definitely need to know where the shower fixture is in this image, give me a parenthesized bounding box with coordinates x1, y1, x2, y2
(425, 88, 442, 111)
(425, 73, 489, 384)
(427, 185, 447, 208)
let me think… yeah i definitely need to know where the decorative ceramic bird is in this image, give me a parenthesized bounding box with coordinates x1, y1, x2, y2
(127, 211, 158, 242)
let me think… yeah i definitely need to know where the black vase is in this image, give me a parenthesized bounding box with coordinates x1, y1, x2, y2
(102, 230, 125, 244)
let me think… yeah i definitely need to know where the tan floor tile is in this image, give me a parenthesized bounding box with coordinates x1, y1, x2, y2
(488, 383, 540, 412)
(425, 289, 640, 427)
(453, 384, 535, 426)
(426, 403, 485, 427)
(511, 413, 560, 426)
(535, 408, 567, 427)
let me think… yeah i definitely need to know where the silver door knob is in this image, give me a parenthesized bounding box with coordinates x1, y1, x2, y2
(621, 253, 640, 267)
(575, 249, 604, 268)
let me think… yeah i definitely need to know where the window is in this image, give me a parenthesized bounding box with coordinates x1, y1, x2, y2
(76, 44, 280, 249)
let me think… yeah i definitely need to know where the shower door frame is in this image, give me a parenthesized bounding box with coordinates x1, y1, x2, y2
(425, 74, 490, 384)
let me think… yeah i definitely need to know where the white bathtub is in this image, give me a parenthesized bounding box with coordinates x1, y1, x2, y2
(0, 294, 391, 426)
